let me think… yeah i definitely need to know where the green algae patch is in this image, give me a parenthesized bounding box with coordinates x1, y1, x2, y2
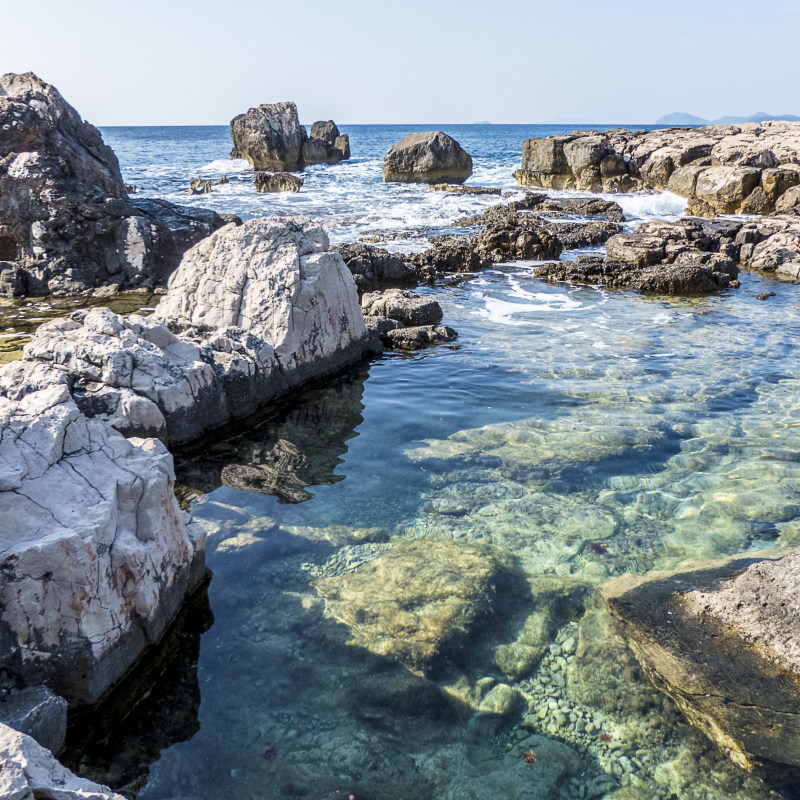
(314, 538, 514, 674)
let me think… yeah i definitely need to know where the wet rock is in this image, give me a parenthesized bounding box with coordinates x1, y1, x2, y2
(334, 243, 417, 290)
(0, 686, 67, 755)
(602, 548, 800, 777)
(385, 324, 458, 350)
(383, 131, 473, 184)
(479, 211, 563, 261)
(514, 122, 800, 215)
(361, 288, 443, 326)
(407, 237, 493, 275)
(253, 171, 303, 193)
(0, 72, 229, 297)
(188, 178, 212, 194)
(229, 101, 307, 171)
(314, 539, 515, 674)
(775, 185, 800, 211)
(0, 722, 124, 800)
(427, 184, 501, 195)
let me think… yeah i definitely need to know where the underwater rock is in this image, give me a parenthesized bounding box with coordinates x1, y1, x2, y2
(602, 548, 800, 777)
(314, 538, 515, 674)
(0, 72, 229, 297)
(0, 722, 124, 800)
(383, 131, 473, 184)
(514, 122, 800, 214)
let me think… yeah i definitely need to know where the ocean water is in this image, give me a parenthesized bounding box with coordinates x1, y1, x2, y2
(59, 126, 800, 800)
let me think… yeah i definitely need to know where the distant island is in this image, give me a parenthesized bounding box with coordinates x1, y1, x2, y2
(657, 111, 800, 125)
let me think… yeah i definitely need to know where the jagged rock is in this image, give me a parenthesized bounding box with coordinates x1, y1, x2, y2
(229, 101, 307, 170)
(0, 380, 206, 706)
(0, 686, 67, 755)
(215, 176, 229, 186)
(302, 120, 351, 165)
(514, 122, 800, 215)
(361, 288, 443, 327)
(0, 72, 228, 297)
(334, 243, 417, 290)
(408, 237, 493, 275)
(0, 722, 125, 800)
(383, 131, 473, 184)
(188, 178, 212, 194)
(735, 214, 800, 278)
(428, 184, 501, 195)
(602, 549, 800, 777)
(479, 211, 563, 261)
(314, 539, 514, 674)
(253, 171, 303, 193)
(386, 324, 458, 350)
(776, 185, 800, 211)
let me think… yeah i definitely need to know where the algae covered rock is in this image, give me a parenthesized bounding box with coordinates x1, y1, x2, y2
(314, 538, 514, 674)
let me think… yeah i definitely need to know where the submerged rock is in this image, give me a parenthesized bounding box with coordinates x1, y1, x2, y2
(514, 123, 800, 215)
(0, 72, 228, 297)
(0, 722, 124, 800)
(253, 171, 303, 193)
(602, 548, 800, 778)
(314, 539, 514, 674)
(383, 131, 473, 184)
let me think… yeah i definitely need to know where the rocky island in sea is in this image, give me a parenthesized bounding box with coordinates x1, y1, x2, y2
(1, 70, 800, 800)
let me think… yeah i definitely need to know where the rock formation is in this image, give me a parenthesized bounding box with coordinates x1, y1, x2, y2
(254, 171, 304, 193)
(383, 131, 473, 184)
(230, 103, 350, 171)
(514, 123, 800, 215)
(335, 243, 418, 290)
(0, 72, 229, 297)
(360, 288, 456, 349)
(0, 723, 124, 800)
(602, 549, 800, 778)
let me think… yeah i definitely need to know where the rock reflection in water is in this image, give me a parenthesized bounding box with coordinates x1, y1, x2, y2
(175, 365, 368, 503)
(60, 585, 213, 799)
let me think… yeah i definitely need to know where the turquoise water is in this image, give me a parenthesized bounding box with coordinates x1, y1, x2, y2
(63, 127, 800, 799)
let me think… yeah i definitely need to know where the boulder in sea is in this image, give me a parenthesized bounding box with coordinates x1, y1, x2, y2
(303, 120, 351, 165)
(229, 101, 307, 170)
(254, 171, 304, 193)
(189, 177, 213, 194)
(383, 131, 473, 184)
(602, 549, 800, 779)
(361, 288, 444, 327)
(0, 722, 125, 799)
(0, 72, 229, 297)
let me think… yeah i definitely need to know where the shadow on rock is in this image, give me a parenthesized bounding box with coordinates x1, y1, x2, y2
(174, 364, 368, 503)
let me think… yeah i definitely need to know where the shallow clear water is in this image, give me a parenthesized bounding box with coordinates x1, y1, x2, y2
(61, 126, 800, 799)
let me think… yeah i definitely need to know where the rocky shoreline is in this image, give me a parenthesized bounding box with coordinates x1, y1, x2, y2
(3, 70, 800, 797)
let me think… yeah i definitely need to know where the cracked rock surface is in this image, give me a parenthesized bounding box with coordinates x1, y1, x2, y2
(602, 549, 800, 777)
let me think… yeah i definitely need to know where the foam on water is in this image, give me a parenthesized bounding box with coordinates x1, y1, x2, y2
(612, 189, 688, 221)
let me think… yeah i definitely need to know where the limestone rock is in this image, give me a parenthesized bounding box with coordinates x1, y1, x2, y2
(229, 101, 307, 170)
(602, 548, 800, 776)
(303, 120, 351, 165)
(0, 686, 67, 755)
(0, 722, 124, 800)
(253, 171, 303, 193)
(334, 243, 418, 290)
(0, 72, 228, 297)
(361, 288, 443, 327)
(189, 178, 212, 194)
(515, 122, 800, 215)
(383, 131, 473, 184)
(0, 381, 206, 706)
(314, 539, 514, 674)
(385, 324, 458, 350)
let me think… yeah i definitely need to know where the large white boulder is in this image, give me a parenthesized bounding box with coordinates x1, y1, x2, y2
(0, 722, 124, 800)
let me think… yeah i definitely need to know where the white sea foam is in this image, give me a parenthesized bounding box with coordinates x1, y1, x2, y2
(200, 158, 251, 174)
(613, 190, 688, 221)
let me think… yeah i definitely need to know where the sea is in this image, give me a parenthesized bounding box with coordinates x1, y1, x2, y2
(57, 125, 800, 800)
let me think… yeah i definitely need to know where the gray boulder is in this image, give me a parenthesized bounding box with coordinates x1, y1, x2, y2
(361, 288, 443, 327)
(229, 101, 307, 170)
(254, 171, 304, 193)
(335, 242, 417, 290)
(303, 120, 351, 165)
(383, 131, 473, 184)
(0, 72, 229, 297)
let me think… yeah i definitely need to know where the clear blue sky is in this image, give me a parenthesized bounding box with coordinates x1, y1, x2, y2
(3, 0, 798, 125)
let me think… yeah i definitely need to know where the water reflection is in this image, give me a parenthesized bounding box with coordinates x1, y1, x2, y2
(175, 365, 368, 503)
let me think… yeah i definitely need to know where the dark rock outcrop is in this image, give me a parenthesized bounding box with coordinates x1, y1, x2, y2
(0, 72, 228, 297)
(254, 171, 303, 193)
(188, 178, 212, 194)
(302, 120, 350, 165)
(602, 549, 800, 779)
(514, 123, 800, 215)
(334, 243, 418, 290)
(383, 131, 473, 184)
(361, 288, 457, 349)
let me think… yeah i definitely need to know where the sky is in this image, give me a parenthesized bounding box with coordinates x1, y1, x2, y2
(2, 0, 798, 126)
